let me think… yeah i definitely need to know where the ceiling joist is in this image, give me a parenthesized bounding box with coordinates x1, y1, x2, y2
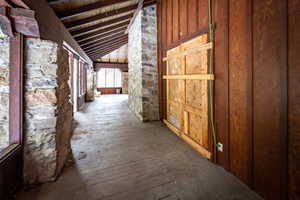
(65, 4, 137, 29)
(97, 43, 128, 58)
(87, 40, 128, 55)
(71, 13, 133, 37)
(90, 46, 128, 61)
(76, 20, 129, 42)
(86, 40, 128, 55)
(79, 27, 126, 47)
(58, 0, 131, 20)
(86, 42, 129, 58)
(84, 39, 128, 54)
(47, 0, 156, 61)
(84, 35, 128, 52)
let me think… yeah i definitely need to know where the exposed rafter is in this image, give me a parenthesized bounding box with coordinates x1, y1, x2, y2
(87, 42, 129, 58)
(76, 21, 130, 42)
(88, 40, 128, 56)
(88, 42, 127, 56)
(143, 0, 156, 7)
(87, 40, 128, 55)
(96, 44, 128, 59)
(84, 35, 128, 52)
(65, 4, 137, 29)
(78, 27, 127, 45)
(47, 0, 70, 5)
(71, 13, 133, 37)
(57, 0, 131, 20)
(83, 35, 127, 53)
(46, 0, 156, 62)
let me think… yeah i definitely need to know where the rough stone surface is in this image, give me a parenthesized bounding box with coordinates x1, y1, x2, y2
(128, 5, 159, 121)
(55, 48, 73, 177)
(24, 38, 73, 184)
(128, 9, 143, 120)
(122, 72, 128, 94)
(86, 68, 95, 101)
(0, 38, 9, 151)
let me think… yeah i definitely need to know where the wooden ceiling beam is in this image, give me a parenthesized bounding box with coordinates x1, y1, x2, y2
(89, 43, 128, 58)
(65, 4, 137, 29)
(84, 35, 128, 52)
(83, 33, 127, 49)
(86, 40, 128, 56)
(76, 20, 129, 42)
(88, 44, 128, 59)
(71, 13, 133, 36)
(143, 0, 156, 7)
(87, 40, 128, 55)
(83, 33, 128, 52)
(47, 0, 76, 5)
(47, 0, 71, 5)
(96, 43, 128, 59)
(58, 0, 131, 20)
(88, 40, 128, 56)
(78, 27, 127, 45)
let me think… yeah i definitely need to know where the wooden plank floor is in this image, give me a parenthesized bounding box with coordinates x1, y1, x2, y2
(16, 95, 263, 200)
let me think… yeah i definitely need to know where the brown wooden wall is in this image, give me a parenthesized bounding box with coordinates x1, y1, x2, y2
(157, 0, 300, 199)
(288, 0, 300, 199)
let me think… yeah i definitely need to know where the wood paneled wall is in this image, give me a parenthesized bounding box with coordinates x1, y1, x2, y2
(157, 0, 300, 199)
(288, 0, 300, 199)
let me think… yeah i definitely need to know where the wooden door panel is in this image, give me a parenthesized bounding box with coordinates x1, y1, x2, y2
(163, 33, 213, 159)
(167, 47, 184, 75)
(169, 80, 185, 103)
(182, 34, 208, 75)
(186, 80, 207, 109)
(167, 102, 182, 129)
(185, 51, 208, 74)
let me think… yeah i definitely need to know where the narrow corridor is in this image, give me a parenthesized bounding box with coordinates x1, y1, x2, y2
(16, 95, 262, 200)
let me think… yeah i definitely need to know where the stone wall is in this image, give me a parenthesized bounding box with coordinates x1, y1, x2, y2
(24, 38, 73, 184)
(122, 72, 128, 94)
(0, 38, 9, 151)
(128, 10, 143, 120)
(141, 5, 159, 121)
(86, 68, 95, 101)
(128, 5, 159, 121)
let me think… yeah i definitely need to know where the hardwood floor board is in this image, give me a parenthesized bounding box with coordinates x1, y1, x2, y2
(16, 95, 262, 200)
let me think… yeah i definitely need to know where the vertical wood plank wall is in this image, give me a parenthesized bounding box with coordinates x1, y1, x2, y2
(253, 1, 287, 199)
(228, 0, 253, 186)
(288, 0, 300, 199)
(157, 0, 299, 199)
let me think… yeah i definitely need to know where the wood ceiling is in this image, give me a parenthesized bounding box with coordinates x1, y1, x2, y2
(46, 0, 156, 62)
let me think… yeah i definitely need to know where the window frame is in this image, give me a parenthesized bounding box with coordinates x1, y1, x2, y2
(0, 33, 23, 159)
(97, 68, 122, 88)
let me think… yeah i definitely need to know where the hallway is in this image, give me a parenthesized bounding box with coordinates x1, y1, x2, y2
(17, 95, 262, 200)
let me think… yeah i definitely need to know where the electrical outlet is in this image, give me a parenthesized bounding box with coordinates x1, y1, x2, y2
(217, 142, 223, 152)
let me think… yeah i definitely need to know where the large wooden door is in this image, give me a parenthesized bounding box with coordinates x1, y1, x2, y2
(163, 34, 214, 159)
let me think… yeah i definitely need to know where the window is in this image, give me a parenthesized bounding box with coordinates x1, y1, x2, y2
(0, 34, 23, 154)
(97, 68, 122, 88)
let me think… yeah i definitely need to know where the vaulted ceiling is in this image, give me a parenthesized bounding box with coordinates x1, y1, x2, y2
(46, 0, 156, 62)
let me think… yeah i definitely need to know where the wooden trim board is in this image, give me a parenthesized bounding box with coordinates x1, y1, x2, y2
(163, 119, 212, 160)
(163, 42, 212, 61)
(163, 74, 215, 80)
